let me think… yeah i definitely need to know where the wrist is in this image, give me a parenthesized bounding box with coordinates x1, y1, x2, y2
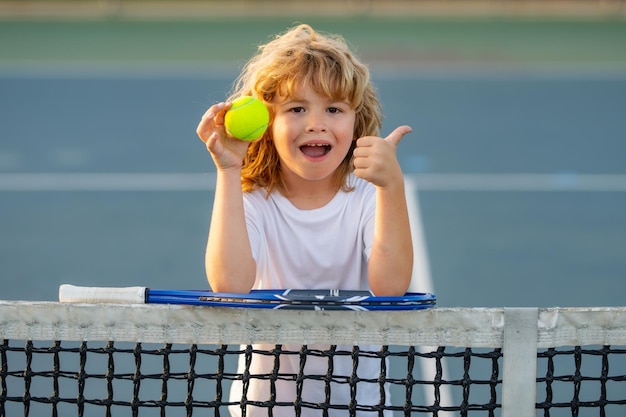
(376, 173, 405, 193)
(218, 164, 242, 172)
(213, 166, 240, 188)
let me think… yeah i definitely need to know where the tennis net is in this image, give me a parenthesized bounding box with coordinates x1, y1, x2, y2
(1, 302, 626, 416)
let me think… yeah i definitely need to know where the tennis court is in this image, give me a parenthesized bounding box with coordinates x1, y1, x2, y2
(1, 16, 626, 306)
(1, 10, 626, 415)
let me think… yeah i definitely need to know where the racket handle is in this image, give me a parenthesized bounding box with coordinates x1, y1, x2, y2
(59, 284, 147, 304)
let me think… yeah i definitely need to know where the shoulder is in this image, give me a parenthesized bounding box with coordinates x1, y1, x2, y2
(243, 187, 268, 203)
(340, 175, 376, 218)
(242, 188, 273, 217)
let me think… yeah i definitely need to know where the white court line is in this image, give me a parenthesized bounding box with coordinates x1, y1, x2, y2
(0, 173, 216, 191)
(407, 173, 626, 192)
(404, 176, 455, 412)
(2, 172, 626, 192)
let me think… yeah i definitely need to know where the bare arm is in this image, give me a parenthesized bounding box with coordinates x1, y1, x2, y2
(197, 103, 256, 293)
(352, 126, 414, 296)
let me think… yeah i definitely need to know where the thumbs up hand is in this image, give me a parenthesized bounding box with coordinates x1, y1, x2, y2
(353, 125, 412, 188)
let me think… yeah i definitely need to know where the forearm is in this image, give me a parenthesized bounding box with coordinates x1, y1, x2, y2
(205, 169, 256, 293)
(368, 181, 413, 296)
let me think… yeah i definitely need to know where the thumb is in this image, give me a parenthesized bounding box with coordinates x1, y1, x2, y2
(384, 125, 412, 146)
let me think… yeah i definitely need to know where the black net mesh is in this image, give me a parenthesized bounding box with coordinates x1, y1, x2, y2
(2, 338, 624, 416)
(536, 346, 626, 417)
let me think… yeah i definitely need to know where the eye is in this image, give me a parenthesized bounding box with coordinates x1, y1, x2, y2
(290, 106, 305, 113)
(327, 107, 342, 114)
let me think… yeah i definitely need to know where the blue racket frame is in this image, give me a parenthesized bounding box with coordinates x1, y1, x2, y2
(147, 289, 436, 311)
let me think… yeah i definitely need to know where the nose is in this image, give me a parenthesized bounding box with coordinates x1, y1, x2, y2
(305, 110, 327, 133)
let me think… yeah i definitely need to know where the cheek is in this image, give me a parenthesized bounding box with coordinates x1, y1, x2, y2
(346, 113, 357, 136)
(271, 114, 290, 139)
(269, 120, 292, 156)
(343, 117, 358, 142)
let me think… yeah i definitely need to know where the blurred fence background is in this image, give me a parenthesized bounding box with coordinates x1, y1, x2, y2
(0, 0, 625, 19)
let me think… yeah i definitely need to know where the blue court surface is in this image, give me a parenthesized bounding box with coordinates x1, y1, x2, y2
(1, 68, 626, 307)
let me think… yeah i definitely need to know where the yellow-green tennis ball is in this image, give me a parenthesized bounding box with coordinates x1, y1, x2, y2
(224, 96, 270, 142)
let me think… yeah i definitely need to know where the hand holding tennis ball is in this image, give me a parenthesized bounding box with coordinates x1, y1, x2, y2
(224, 96, 270, 142)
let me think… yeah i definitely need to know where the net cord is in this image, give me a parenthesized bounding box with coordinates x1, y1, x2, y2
(2, 303, 626, 347)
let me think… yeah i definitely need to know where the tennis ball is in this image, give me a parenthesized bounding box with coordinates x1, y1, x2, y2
(224, 96, 270, 142)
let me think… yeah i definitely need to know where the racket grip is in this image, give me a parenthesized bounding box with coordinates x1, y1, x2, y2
(59, 284, 147, 304)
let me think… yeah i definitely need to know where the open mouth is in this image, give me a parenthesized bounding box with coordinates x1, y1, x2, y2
(300, 143, 331, 158)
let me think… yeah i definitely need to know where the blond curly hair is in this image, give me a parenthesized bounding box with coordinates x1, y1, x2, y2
(228, 24, 383, 194)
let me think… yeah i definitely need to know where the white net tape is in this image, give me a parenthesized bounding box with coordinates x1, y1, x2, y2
(2, 302, 626, 347)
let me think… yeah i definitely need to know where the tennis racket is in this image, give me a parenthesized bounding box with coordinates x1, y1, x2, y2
(59, 285, 436, 311)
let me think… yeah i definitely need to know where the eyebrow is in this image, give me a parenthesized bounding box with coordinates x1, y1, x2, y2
(280, 96, 350, 106)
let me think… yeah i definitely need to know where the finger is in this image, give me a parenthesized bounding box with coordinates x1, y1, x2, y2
(201, 109, 215, 120)
(384, 125, 412, 146)
(196, 116, 213, 143)
(213, 101, 231, 126)
(200, 101, 227, 121)
(205, 132, 220, 152)
(197, 102, 230, 142)
(352, 145, 367, 158)
(352, 155, 368, 169)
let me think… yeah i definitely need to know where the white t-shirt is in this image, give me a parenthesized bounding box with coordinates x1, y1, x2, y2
(228, 175, 391, 417)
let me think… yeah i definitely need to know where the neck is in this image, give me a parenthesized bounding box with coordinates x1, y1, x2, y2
(281, 172, 339, 210)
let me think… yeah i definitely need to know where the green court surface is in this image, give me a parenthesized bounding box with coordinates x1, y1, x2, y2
(1, 16, 626, 68)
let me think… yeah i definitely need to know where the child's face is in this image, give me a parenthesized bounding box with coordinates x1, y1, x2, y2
(271, 84, 356, 187)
